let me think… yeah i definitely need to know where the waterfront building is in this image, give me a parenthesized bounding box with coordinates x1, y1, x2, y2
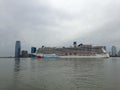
(21, 50, 28, 58)
(31, 47, 37, 57)
(15, 41, 21, 58)
(118, 50, 120, 56)
(31, 47, 36, 53)
(111, 46, 117, 56)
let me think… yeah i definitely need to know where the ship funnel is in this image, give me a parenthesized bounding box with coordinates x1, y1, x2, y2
(73, 41, 77, 48)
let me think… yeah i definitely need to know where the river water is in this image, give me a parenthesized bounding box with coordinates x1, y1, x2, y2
(0, 58, 120, 90)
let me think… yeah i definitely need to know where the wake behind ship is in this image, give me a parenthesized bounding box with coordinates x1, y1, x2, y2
(36, 42, 109, 58)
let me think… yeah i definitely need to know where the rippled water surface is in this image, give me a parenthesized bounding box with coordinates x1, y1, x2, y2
(0, 58, 120, 90)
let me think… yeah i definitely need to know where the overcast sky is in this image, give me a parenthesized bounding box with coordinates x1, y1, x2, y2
(0, 0, 120, 56)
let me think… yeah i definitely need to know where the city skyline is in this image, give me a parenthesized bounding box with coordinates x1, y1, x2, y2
(0, 40, 120, 57)
(0, 0, 120, 56)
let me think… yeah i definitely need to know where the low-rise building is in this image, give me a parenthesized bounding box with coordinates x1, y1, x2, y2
(21, 50, 28, 58)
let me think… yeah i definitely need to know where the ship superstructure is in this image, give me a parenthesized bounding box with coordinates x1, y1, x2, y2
(36, 42, 109, 58)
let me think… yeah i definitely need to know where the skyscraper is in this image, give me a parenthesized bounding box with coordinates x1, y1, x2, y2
(111, 46, 117, 56)
(118, 50, 120, 56)
(15, 41, 21, 58)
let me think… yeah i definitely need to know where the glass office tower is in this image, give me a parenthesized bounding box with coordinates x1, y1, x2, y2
(31, 47, 36, 53)
(15, 41, 21, 58)
(31, 47, 36, 57)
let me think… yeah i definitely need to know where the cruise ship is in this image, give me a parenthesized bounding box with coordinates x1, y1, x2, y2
(36, 42, 109, 58)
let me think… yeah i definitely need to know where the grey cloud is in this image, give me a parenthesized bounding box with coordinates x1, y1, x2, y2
(72, 19, 120, 51)
(0, 0, 120, 56)
(0, 0, 72, 56)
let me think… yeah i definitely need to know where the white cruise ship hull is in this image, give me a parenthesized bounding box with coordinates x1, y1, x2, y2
(60, 54, 109, 58)
(37, 53, 109, 58)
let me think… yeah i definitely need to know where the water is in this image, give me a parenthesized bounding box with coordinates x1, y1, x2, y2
(0, 58, 120, 90)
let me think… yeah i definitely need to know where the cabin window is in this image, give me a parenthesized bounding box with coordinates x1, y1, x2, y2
(65, 53, 68, 56)
(74, 52, 77, 55)
(69, 53, 72, 55)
